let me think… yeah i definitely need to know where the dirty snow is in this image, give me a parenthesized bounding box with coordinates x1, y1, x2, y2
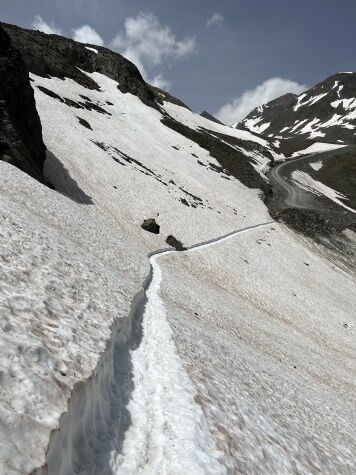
(31, 71, 270, 248)
(0, 163, 146, 474)
(159, 223, 356, 474)
(1, 52, 356, 475)
(0, 67, 274, 473)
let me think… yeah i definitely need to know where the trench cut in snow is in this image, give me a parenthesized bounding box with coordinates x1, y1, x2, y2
(34, 222, 274, 475)
(111, 253, 225, 475)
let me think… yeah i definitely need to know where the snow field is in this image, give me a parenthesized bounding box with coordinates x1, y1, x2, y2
(0, 163, 146, 474)
(32, 72, 270, 249)
(158, 223, 356, 474)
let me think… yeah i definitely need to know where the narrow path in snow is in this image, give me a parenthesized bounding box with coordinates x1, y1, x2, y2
(111, 220, 275, 475)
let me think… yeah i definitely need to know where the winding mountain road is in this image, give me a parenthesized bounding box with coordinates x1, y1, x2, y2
(268, 154, 319, 210)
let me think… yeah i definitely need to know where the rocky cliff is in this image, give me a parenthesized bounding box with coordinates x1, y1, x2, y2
(0, 24, 46, 181)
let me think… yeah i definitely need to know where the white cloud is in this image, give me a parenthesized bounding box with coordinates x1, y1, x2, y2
(72, 25, 104, 46)
(32, 15, 62, 35)
(151, 74, 171, 90)
(206, 13, 224, 28)
(216, 77, 307, 125)
(111, 12, 196, 89)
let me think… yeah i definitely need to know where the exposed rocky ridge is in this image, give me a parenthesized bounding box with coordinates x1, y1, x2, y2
(149, 85, 191, 110)
(237, 73, 356, 156)
(0, 24, 46, 181)
(3, 22, 160, 110)
(161, 115, 270, 192)
(200, 111, 225, 125)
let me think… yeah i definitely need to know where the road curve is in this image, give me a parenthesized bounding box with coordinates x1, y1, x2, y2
(268, 154, 319, 210)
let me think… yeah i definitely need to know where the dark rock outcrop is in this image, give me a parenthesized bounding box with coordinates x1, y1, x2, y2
(200, 111, 224, 125)
(166, 235, 186, 251)
(141, 218, 160, 234)
(0, 24, 46, 180)
(149, 85, 191, 110)
(3, 23, 160, 110)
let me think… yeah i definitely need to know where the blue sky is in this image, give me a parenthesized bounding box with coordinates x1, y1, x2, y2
(2, 0, 356, 123)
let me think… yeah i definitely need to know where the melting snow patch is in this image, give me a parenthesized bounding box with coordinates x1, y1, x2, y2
(292, 142, 345, 157)
(309, 160, 323, 171)
(331, 98, 356, 110)
(243, 117, 271, 134)
(293, 92, 328, 112)
(85, 46, 98, 54)
(112, 253, 225, 474)
(292, 170, 356, 213)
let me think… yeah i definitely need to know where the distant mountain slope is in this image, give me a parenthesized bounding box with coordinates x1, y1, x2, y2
(0, 24, 45, 180)
(200, 110, 225, 125)
(236, 73, 356, 156)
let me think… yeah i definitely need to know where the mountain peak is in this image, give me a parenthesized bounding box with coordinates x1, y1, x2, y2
(235, 72, 356, 156)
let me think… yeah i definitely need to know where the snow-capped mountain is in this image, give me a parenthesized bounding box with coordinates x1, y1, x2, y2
(0, 22, 356, 475)
(237, 72, 356, 156)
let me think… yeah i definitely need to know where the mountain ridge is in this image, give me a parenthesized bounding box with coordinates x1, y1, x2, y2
(236, 72, 356, 156)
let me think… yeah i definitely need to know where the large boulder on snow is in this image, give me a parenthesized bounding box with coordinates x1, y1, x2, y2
(141, 218, 160, 234)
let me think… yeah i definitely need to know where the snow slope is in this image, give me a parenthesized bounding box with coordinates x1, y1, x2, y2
(0, 163, 146, 474)
(1, 57, 273, 474)
(159, 223, 356, 474)
(32, 71, 271, 248)
(1, 26, 355, 475)
(291, 142, 345, 157)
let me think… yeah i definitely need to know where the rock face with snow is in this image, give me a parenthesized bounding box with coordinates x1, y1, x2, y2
(3, 22, 159, 110)
(0, 24, 46, 180)
(237, 72, 356, 156)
